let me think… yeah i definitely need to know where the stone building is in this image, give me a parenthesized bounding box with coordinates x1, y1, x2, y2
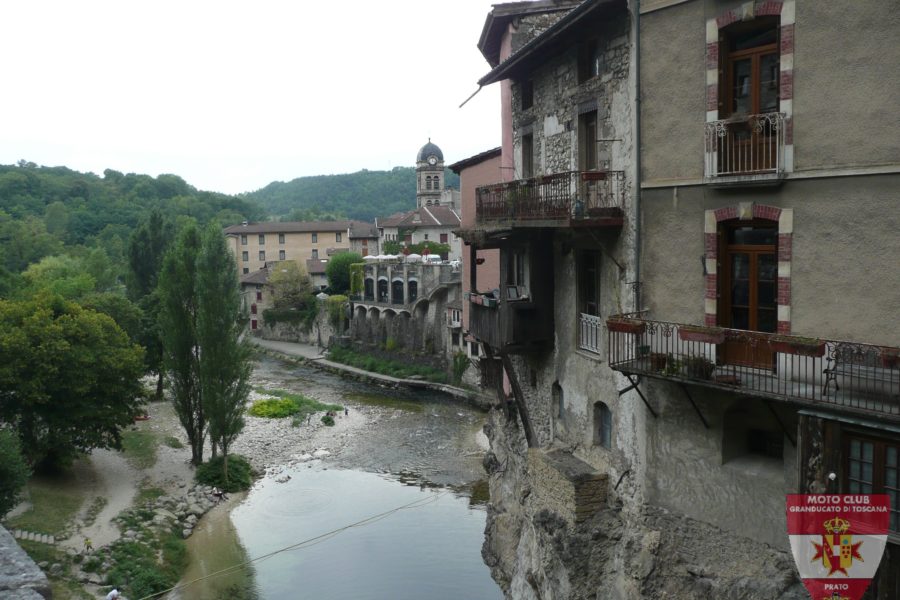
(224, 220, 375, 275)
(376, 141, 464, 261)
(461, 0, 899, 598)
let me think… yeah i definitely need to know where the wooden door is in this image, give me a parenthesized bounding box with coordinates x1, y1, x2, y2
(719, 224, 777, 368)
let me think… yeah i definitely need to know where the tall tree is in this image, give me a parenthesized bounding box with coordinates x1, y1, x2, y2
(267, 260, 313, 308)
(325, 252, 363, 295)
(127, 210, 173, 399)
(158, 224, 206, 465)
(197, 224, 251, 480)
(0, 429, 30, 517)
(0, 294, 145, 468)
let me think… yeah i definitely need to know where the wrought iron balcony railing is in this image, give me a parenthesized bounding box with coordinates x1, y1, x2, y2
(607, 316, 900, 421)
(475, 170, 624, 226)
(704, 112, 785, 180)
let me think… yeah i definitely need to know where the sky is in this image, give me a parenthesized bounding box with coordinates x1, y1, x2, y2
(1, 1, 502, 195)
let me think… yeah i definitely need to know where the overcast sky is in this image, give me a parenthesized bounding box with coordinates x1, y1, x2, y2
(1, 1, 502, 195)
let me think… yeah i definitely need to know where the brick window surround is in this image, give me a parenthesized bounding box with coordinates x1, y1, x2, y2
(706, 0, 795, 172)
(704, 204, 793, 334)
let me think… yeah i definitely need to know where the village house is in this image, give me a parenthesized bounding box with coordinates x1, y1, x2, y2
(461, 0, 899, 598)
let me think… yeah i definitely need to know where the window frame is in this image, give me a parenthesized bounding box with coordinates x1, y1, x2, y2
(312, 233, 318, 243)
(279, 250, 286, 260)
(258, 234, 265, 245)
(720, 18, 780, 119)
(578, 110, 598, 172)
(240, 234, 247, 245)
(278, 233, 285, 244)
(242, 250, 249, 262)
(843, 432, 900, 534)
(522, 132, 534, 179)
(258, 250, 265, 262)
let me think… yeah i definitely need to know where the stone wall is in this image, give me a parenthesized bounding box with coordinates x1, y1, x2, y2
(0, 526, 51, 599)
(257, 299, 342, 347)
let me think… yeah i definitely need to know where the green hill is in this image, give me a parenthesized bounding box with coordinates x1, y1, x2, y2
(243, 167, 460, 223)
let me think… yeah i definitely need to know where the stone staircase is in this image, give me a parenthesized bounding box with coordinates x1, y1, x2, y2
(10, 530, 56, 545)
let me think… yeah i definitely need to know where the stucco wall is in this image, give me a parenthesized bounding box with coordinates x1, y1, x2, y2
(640, 174, 900, 345)
(228, 228, 348, 273)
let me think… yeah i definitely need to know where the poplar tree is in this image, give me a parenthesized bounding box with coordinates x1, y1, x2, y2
(158, 224, 206, 465)
(196, 223, 251, 481)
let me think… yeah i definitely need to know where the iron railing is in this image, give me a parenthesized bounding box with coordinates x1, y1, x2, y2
(607, 317, 900, 420)
(704, 112, 785, 178)
(579, 313, 603, 354)
(475, 170, 625, 224)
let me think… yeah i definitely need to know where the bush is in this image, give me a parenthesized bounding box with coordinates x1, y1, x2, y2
(195, 454, 253, 493)
(0, 429, 30, 517)
(327, 346, 447, 383)
(321, 415, 335, 426)
(251, 389, 342, 421)
(249, 397, 301, 418)
(452, 351, 470, 385)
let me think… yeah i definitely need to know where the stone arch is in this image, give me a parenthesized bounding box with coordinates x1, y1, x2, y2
(408, 279, 419, 303)
(364, 277, 374, 301)
(377, 278, 389, 303)
(704, 204, 793, 333)
(391, 278, 405, 305)
(382, 309, 396, 346)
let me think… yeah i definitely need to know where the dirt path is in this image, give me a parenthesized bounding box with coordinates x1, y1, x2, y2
(59, 449, 141, 550)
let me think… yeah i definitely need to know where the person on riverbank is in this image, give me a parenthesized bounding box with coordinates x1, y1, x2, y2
(105, 587, 120, 599)
(84, 537, 93, 553)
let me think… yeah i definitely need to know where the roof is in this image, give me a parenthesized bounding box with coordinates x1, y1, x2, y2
(240, 267, 270, 285)
(448, 147, 502, 174)
(306, 259, 327, 275)
(417, 140, 444, 162)
(378, 205, 461, 229)
(224, 220, 355, 235)
(479, 0, 623, 86)
(348, 220, 378, 239)
(478, 0, 582, 67)
(447, 298, 463, 310)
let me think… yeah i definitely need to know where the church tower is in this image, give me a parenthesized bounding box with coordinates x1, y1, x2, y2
(416, 139, 444, 208)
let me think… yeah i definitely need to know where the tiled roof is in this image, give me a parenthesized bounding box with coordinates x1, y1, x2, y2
(348, 220, 378, 239)
(448, 147, 502, 174)
(224, 220, 355, 234)
(306, 259, 327, 275)
(240, 267, 269, 285)
(378, 205, 461, 228)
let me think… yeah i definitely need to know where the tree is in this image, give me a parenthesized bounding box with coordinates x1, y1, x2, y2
(325, 252, 364, 294)
(196, 224, 251, 481)
(267, 260, 313, 308)
(0, 294, 145, 468)
(0, 429, 30, 517)
(158, 224, 206, 465)
(21, 254, 96, 300)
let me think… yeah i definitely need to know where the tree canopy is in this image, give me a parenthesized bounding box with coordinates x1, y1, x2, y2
(0, 294, 145, 468)
(325, 252, 363, 294)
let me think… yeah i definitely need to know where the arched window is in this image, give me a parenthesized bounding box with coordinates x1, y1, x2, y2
(426, 176, 433, 190)
(552, 382, 564, 438)
(594, 402, 612, 448)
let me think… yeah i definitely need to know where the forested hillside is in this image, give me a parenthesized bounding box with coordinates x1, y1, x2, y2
(244, 167, 460, 222)
(0, 161, 265, 291)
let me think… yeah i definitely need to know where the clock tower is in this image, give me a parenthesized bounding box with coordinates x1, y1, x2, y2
(416, 139, 444, 208)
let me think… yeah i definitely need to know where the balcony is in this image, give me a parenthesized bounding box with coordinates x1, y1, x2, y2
(467, 294, 553, 353)
(474, 170, 624, 229)
(704, 112, 786, 186)
(607, 316, 900, 421)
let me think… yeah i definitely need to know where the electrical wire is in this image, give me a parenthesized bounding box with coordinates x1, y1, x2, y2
(136, 489, 449, 600)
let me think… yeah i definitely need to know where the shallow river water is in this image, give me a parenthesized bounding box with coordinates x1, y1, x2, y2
(173, 356, 501, 599)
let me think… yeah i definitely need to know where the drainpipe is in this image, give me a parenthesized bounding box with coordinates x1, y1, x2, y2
(633, 0, 642, 313)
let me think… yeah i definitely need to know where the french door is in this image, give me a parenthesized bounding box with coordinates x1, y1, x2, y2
(719, 224, 777, 368)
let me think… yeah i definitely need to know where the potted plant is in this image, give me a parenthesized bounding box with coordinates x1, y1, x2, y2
(606, 317, 646, 335)
(683, 355, 716, 379)
(649, 352, 668, 372)
(678, 324, 726, 344)
(769, 335, 826, 357)
(881, 346, 900, 369)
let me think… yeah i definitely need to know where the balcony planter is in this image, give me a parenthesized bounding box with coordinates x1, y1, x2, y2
(649, 352, 669, 372)
(606, 318, 646, 335)
(678, 324, 726, 345)
(683, 356, 716, 380)
(881, 347, 900, 369)
(482, 296, 498, 308)
(769, 336, 826, 357)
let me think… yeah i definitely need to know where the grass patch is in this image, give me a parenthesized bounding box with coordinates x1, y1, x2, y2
(195, 455, 254, 493)
(135, 485, 165, 506)
(105, 532, 187, 600)
(163, 436, 184, 449)
(7, 476, 84, 536)
(327, 346, 447, 383)
(250, 388, 342, 421)
(121, 429, 159, 470)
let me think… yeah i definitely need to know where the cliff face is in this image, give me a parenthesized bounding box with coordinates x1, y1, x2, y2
(481, 412, 808, 600)
(0, 526, 51, 599)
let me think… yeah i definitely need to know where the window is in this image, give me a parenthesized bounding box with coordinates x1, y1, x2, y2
(242, 251, 249, 262)
(279, 233, 285, 244)
(279, 250, 286, 260)
(312, 233, 318, 243)
(251, 304, 257, 315)
(452, 332, 460, 346)
(521, 79, 533, 110)
(522, 133, 534, 179)
(251, 319, 257, 330)
(506, 250, 527, 287)
(470, 342, 479, 357)
(552, 382, 564, 437)
(844, 435, 900, 532)
(578, 38, 603, 83)
(721, 18, 779, 118)
(336, 232, 342, 243)
(440, 233, 448, 244)
(240, 234, 247, 245)
(256, 290, 262, 301)
(258, 234, 265, 245)
(578, 251, 602, 317)
(243, 267, 249, 274)
(594, 402, 612, 448)
(312, 249, 318, 259)
(258, 251, 265, 261)
(424, 234, 429, 241)
(578, 110, 598, 171)
(426, 177, 432, 190)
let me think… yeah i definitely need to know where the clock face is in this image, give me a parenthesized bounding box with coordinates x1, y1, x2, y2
(428, 156, 437, 165)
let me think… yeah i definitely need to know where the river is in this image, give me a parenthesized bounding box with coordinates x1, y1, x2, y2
(173, 355, 501, 599)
